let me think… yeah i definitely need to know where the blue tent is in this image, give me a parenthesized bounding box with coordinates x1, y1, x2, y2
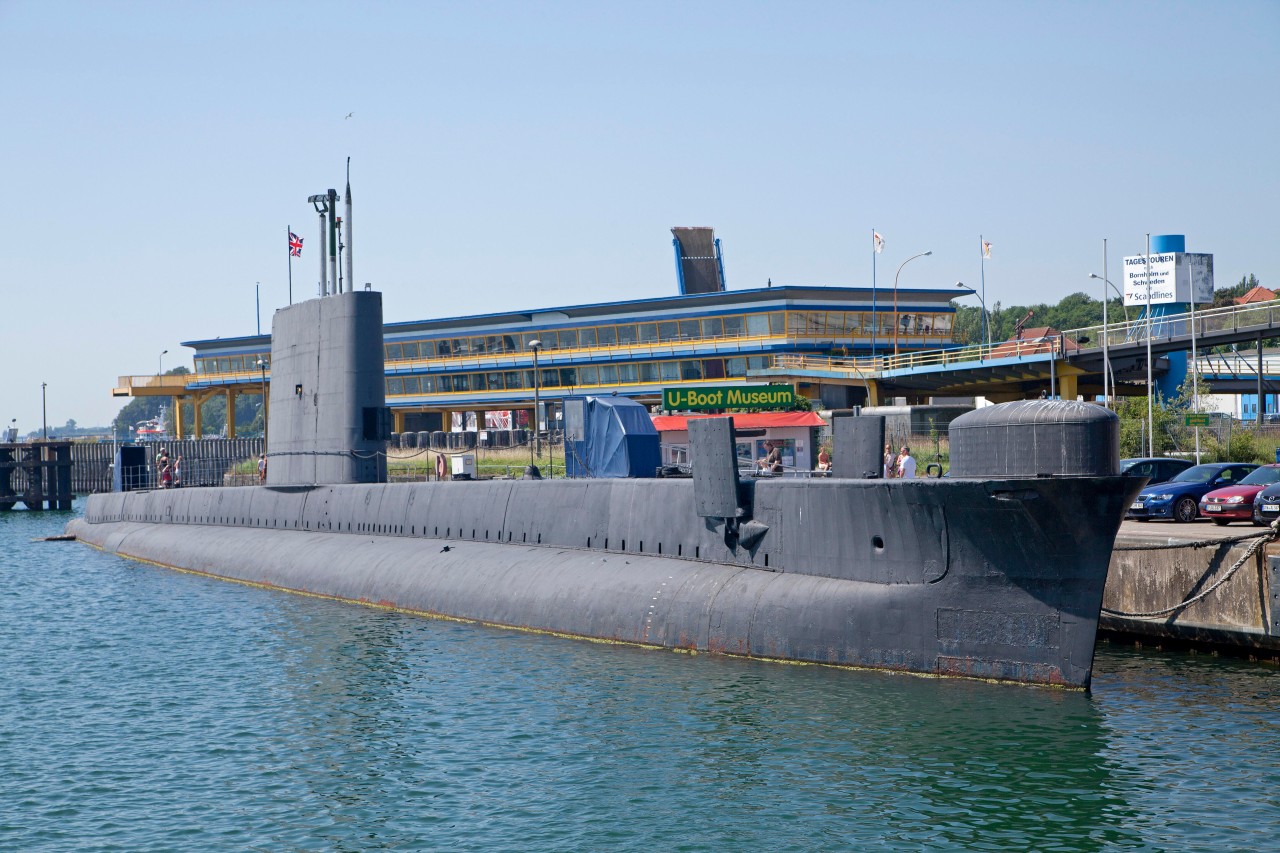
(562, 396, 661, 478)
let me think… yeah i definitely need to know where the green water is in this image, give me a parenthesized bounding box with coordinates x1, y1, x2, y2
(2, 509, 1277, 851)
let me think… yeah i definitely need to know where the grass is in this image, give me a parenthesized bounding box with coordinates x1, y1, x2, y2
(387, 445, 565, 479)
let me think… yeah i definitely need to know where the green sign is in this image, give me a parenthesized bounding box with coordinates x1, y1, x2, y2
(663, 384, 796, 412)
(1185, 414, 1212, 427)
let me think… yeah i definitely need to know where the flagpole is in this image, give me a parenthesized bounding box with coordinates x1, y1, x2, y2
(871, 229, 878, 360)
(287, 224, 293, 305)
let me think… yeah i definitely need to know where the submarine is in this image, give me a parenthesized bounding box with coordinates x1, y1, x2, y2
(70, 282, 1141, 689)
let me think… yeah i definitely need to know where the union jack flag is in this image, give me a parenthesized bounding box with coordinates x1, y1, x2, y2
(289, 232, 304, 257)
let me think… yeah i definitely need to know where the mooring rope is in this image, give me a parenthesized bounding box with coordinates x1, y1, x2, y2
(1101, 519, 1279, 619)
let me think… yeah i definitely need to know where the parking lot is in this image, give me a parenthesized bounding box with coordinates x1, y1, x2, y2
(1117, 517, 1274, 543)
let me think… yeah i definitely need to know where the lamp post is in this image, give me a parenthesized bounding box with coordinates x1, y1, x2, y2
(1144, 234, 1154, 456)
(257, 358, 269, 448)
(41, 382, 48, 440)
(893, 251, 932, 358)
(159, 349, 168, 376)
(954, 282, 989, 357)
(528, 339, 542, 463)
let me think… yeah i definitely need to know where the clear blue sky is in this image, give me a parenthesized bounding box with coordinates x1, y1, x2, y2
(2, 0, 1276, 430)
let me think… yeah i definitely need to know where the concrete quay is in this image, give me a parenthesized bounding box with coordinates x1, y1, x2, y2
(1103, 519, 1280, 661)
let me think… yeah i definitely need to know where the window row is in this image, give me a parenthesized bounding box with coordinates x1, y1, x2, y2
(194, 354, 270, 374)
(382, 309, 954, 362)
(386, 356, 774, 396)
(785, 311, 954, 336)
(384, 313, 787, 362)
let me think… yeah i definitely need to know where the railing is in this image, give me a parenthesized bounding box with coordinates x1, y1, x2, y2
(68, 438, 265, 493)
(771, 300, 1280, 379)
(1195, 352, 1280, 377)
(114, 374, 200, 392)
(1062, 300, 1280, 355)
(772, 335, 1066, 376)
(771, 354, 883, 375)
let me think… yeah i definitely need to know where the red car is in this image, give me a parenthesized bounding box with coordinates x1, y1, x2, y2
(1199, 463, 1280, 525)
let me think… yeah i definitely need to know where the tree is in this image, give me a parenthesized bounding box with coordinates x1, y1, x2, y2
(1211, 274, 1263, 308)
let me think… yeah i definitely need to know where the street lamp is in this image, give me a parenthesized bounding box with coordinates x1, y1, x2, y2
(954, 282, 989, 357)
(893, 251, 932, 358)
(257, 358, 269, 448)
(1089, 273, 1128, 405)
(41, 382, 47, 440)
(528, 339, 542, 464)
(159, 349, 168, 376)
(1089, 274, 1131, 323)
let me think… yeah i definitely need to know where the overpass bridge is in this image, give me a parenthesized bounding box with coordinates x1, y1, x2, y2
(759, 298, 1280, 406)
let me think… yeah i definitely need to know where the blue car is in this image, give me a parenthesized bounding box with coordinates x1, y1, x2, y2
(1126, 462, 1260, 523)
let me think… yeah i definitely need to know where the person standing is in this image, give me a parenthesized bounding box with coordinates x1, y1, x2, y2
(258, 453, 267, 483)
(896, 445, 917, 479)
(759, 441, 783, 475)
(156, 448, 169, 485)
(172, 455, 182, 488)
(883, 443, 895, 479)
(816, 446, 831, 473)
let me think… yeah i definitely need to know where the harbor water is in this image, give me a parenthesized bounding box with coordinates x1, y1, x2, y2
(3, 509, 1277, 851)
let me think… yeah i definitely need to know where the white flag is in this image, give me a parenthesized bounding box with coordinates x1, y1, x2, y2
(981, 239, 992, 259)
(873, 231, 885, 254)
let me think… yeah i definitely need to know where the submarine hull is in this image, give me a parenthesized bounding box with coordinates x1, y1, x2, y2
(69, 474, 1139, 688)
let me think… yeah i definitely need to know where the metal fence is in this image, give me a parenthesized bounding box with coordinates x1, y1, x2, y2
(68, 438, 265, 493)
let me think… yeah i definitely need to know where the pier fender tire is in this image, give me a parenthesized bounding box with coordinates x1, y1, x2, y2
(1174, 497, 1199, 523)
(1212, 519, 1230, 526)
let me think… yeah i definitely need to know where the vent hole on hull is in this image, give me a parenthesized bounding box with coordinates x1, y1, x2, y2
(873, 535, 885, 552)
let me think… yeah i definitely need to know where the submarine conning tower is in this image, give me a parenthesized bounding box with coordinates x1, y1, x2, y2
(267, 289, 389, 486)
(947, 399, 1119, 478)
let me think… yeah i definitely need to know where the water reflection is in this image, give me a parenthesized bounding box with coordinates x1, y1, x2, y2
(676, 663, 1142, 850)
